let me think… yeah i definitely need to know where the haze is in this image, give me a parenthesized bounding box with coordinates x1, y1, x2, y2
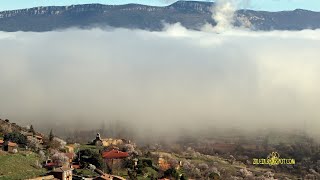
(0, 24, 320, 139)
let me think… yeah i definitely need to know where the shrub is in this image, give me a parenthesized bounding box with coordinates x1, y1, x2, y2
(4, 132, 27, 146)
(198, 163, 209, 171)
(141, 158, 153, 167)
(79, 149, 105, 169)
(164, 168, 180, 179)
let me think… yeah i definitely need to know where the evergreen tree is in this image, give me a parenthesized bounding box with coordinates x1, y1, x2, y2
(49, 129, 54, 142)
(29, 125, 36, 135)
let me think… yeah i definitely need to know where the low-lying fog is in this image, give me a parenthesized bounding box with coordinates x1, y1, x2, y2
(1, 24, 320, 138)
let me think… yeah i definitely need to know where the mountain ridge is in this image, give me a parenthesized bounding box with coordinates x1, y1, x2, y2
(0, 1, 320, 32)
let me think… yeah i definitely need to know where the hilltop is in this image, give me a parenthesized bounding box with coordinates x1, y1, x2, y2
(0, 1, 320, 32)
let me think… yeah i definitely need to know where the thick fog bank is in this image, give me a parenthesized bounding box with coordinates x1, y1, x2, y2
(1, 26, 320, 138)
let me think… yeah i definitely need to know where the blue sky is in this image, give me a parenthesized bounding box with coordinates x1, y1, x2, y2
(0, 0, 320, 11)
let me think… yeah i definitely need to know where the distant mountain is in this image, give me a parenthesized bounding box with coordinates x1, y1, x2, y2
(0, 1, 320, 32)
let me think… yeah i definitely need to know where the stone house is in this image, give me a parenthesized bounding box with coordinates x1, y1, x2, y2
(0, 139, 17, 152)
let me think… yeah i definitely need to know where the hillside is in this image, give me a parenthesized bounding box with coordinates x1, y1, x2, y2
(0, 1, 320, 32)
(1, 118, 320, 179)
(0, 151, 46, 180)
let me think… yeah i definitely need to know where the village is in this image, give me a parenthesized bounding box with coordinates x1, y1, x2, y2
(0, 118, 137, 180)
(1, 118, 320, 180)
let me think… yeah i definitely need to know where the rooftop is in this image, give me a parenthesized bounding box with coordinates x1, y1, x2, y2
(102, 149, 129, 159)
(0, 140, 18, 147)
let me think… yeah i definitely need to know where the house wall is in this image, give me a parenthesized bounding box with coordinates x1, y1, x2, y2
(51, 170, 72, 180)
(64, 170, 72, 180)
(8, 146, 15, 152)
(0, 144, 16, 152)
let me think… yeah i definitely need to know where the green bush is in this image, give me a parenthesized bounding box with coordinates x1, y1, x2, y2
(79, 149, 105, 169)
(4, 132, 27, 146)
(141, 158, 153, 167)
(164, 168, 180, 179)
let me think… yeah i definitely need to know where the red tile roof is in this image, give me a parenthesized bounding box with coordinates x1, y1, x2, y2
(0, 140, 17, 147)
(72, 164, 81, 169)
(35, 135, 43, 139)
(44, 162, 58, 168)
(102, 149, 129, 159)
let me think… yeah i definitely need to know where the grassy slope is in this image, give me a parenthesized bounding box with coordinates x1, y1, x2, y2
(0, 152, 47, 180)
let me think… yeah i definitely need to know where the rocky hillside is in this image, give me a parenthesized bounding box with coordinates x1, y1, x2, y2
(0, 118, 28, 135)
(0, 1, 320, 32)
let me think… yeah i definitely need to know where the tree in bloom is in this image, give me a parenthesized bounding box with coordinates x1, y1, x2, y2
(52, 152, 69, 166)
